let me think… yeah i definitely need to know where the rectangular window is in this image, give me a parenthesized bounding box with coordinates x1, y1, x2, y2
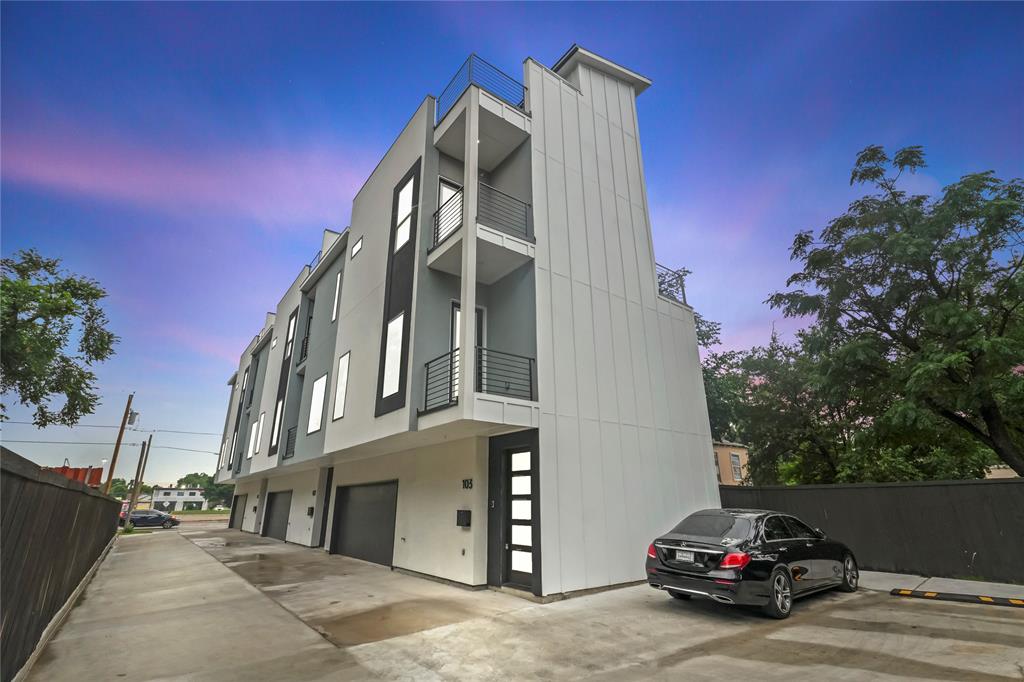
(308, 373, 327, 434)
(730, 453, 743, 481)
(331, 270, 341, 322)
(333, 352, 350, 420)
(351, 236, 363, 258)
(270, 399, 284, 447)
(247, 420, 258, 458)
(189, 492, 196, 496)
(228, 432, 236, 467)
(393, 177, 414, 252)
(284, 313, 297, 359)
(381, 313, 404, 398)
(255, 412, 266, 454)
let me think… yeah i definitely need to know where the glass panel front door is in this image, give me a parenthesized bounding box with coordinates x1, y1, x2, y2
(507, 448, 532, 586)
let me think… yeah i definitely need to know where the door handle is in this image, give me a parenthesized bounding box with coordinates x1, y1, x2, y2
(805, 543, 815, 548)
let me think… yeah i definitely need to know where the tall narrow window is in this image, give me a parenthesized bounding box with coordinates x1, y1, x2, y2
(308, 373, 327, 434)
(228, 432, 236, 467)
(332, 270, 341, 322)
(381, 313, 404, 398)
(255, 412, 266, 454)
(333, 352, 350, 420)
(284, 313, 297, 359)
(730, 453, 743, 481)
(351, 236, 363, 258)
(394, 178, 414, 252)
(270, 399, 284, 447)
(246, 420, 258, 459)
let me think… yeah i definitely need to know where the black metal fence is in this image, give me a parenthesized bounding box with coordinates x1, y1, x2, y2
(432, 187, 463, 249)
(424, 348, 460, 412)
(283, 426, 298, 458)
(436, 54, 527, 125)
(656, 263, 687, 304)
(719, 479, 1024, 584)
(1, 447, 120, 682)
(478, 183, 531, 241)
(477, 347, 535, 401)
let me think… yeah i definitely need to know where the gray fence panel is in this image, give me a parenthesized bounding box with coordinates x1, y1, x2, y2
(719, 479, 1023, 584)
(1, 448, 120, 681)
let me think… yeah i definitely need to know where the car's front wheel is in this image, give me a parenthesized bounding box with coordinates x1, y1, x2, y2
(763, 568, 793, 619)
(839, 554, 858, 592)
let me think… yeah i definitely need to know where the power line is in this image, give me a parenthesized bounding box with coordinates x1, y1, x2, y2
(150, 446, 220, 455)
(3, 440, 143, 446)
(3, 421, 221, 436)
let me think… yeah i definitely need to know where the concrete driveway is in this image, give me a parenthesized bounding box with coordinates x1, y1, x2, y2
(29, 527, 1024, 681)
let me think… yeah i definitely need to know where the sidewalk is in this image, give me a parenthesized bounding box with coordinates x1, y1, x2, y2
(26, 531, 368, 681)
(860, 570, 1023, 598)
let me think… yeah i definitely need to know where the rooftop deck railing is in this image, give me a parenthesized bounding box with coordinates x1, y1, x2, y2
(656, 263, 688, 305)
(436, 54, 527, 126)
(478, 182, 531, 241)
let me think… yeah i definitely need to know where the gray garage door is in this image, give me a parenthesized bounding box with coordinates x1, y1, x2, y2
(229, 494, 247, 529)
(262, 491, 291, 541)
(330, 481, 398, 566)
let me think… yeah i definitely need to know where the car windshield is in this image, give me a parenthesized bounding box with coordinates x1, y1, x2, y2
(671, 513, 753, 543)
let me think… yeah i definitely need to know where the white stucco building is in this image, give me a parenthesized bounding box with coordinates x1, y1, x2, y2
(217, 45, 719, 598)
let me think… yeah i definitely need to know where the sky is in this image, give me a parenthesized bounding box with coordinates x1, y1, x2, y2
(2, 2, 1022, 484)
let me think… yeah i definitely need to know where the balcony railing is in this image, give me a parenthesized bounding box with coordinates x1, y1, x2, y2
(298, 335, 310, 363)
(283, 426, 297, 459)
(432, 187, 463, 250)
(308, 249, 322, 270)
(656, 263, 688, 305)
(478, 183, 531, 241)
(476, 347, 535, 401)
(436, 54, 527, 126)
(423, 349, 460, 412)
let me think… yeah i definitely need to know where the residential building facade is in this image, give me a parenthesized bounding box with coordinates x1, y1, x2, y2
(152, 487, 208, 511)
(712, 441, 750, 486)
(216, 46, 719, 597)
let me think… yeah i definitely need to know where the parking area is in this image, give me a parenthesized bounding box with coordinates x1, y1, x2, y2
(30, 526, 1024, 681)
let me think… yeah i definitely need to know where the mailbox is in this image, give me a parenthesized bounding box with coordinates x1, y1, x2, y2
(456, 509, 471, 527)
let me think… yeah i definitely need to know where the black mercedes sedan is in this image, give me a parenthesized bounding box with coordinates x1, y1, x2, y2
(120, 509, 180, 529)
(646, 508, 858, 618)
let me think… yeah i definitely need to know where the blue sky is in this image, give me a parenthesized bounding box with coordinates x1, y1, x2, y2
(2, 2, 1022, 483)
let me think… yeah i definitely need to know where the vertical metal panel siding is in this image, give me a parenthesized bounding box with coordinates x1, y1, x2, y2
(1, 449, 119, 682)
(719, 480, 1024, 584)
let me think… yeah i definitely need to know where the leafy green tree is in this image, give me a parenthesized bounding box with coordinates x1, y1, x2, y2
(1, 250, 117, 426)
(769, 146, 1024, 475)
(176, 472, 233, 507)
(108, 478, 129, 499)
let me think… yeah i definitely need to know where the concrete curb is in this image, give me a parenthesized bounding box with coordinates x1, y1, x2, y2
(890, 588, 1024, 608)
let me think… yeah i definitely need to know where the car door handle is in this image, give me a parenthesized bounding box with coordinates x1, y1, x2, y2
(778, 546, 788, 552)
(805, 543, 815, 548)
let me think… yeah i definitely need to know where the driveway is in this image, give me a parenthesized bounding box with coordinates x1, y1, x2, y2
(30, 527, 1024, 681)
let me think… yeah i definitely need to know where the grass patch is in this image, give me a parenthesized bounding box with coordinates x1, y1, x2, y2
(168, 509, 229, 515)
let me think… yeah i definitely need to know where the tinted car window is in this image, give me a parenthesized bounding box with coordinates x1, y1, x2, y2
(671, 513, 752, 542)
(783, 516, 817, 538)
(762, 516, 793, 541)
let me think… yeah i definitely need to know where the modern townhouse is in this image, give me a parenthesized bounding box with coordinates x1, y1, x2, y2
(217, 45, 719, 598)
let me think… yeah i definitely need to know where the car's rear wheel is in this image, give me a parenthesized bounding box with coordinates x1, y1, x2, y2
(162, 520, 173, 529)
(669, 591, 692, 600)
(763, 568, 793, 619)
(839, 554, 858, 592)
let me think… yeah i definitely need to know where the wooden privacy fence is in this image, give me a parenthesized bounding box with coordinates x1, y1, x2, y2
(1, 447, 120, 682)
(719, 478, 1024, 584)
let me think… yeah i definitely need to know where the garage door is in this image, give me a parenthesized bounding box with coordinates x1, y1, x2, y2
(262, 491, 292, 541)
(330, 481, 398, 566)
(229, 494, 247, 529)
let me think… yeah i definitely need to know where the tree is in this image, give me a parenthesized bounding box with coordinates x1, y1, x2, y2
(108, 478, 129, 499)
(1, 250, 117, 426)
(176, 472, 234, 507)
(768, 146, 1024, 475)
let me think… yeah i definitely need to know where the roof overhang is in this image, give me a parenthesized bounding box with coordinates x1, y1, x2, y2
(552, 45, 651, 95)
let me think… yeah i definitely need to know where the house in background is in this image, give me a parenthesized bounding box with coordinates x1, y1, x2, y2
(712, 441, 749, 486)
(152, 486, 207, 511)
(216, 45, 719, 598)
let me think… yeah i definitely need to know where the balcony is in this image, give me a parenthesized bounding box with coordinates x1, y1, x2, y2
(422, 349, 460, 413)
(656, 263, 688, 305)
(298, 335, 310, 363)
(432, 186, 463, 251)
(478, 182, 531, 241)
(283, 426, 297, 459)
(421, 346, 535, 414)
(436, 54, 526, 126)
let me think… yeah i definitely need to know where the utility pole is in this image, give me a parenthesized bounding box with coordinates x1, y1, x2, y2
(104, 392, 135, 495)
(126, 435, 152, 524)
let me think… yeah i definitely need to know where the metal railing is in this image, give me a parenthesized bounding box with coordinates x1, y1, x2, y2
(308, 249, 322, 270)
(432, 187, 463, 249)
(283, 426, 297, 458)
(656, 263, 688, 305)
(298, 335, 310, 363)
(423, 349, 460, 412)
(436, 54, 527, 126)
(476, 347, 535, 401)
(478, 182, 531, 241)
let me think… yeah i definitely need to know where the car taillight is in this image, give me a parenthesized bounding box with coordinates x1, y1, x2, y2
(647, 543, 657, 559)
(719, 552, 751, 569)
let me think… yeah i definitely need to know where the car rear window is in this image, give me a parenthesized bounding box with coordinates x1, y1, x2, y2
(671, 513, 752, 542)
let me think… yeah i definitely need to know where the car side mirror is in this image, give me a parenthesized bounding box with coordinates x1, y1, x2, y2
(814, 528, 826, 539)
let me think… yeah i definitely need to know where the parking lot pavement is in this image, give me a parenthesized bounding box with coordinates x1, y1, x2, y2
(183, 528, 1024, 681)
